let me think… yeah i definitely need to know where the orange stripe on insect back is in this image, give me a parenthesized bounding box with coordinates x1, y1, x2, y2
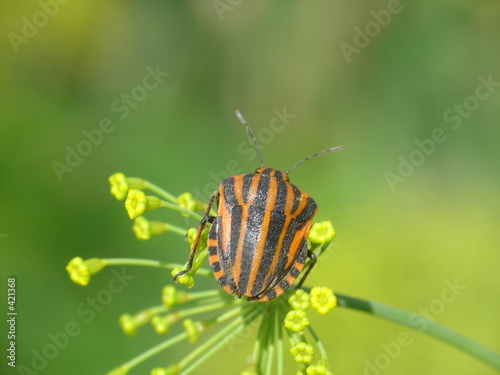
(213, 269, 225, 280)
(232, 174, 258, 286)
(208, 253, 219, 264)
(218, 185, 232, 260)
(262, 181, 295, 286)
(285, 219, 312, 269)
(233, 175, 246, 206)
(285, 273, 296, 286)
(292, 192, 309, 219)
(245, 175, 277, 295)
(273, 285, 285, 298)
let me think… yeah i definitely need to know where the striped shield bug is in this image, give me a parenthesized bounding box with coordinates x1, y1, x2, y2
(174, 111, 343, 302)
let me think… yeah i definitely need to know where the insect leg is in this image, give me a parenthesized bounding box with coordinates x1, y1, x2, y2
(294, 250, 317, 290)
(173, 191, 218, 282)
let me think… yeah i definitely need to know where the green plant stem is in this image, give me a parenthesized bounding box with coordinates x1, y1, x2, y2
(102, 257, 212, 277)
(187, 289, 222, 300)
(163, 222, 188, 236)
(265, 308, 276, 375)
(276, 309, 284, 375)
(180, 306, 260, 374)
(160, 200, 203, 220)
(144, 180, 178, 204)
(255, 307, 271, 374)
(307, 324, 328, 359)
(120, 331, 187, 371)
(179, 299, 240, 319)
(336, 293, 500, 370)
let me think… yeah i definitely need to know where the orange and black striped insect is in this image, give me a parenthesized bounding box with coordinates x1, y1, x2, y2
(174, 111, 342, 302)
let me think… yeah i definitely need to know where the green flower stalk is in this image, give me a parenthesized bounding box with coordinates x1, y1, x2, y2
(133, 216, 186, 240)
(63, 173, 500, 375)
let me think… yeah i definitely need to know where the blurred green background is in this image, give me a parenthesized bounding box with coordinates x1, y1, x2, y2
(1, 1, 499, 374)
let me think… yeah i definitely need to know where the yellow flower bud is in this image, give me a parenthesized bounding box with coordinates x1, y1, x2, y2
(177, 192, 196, 217)
(288, 289, 311, 311)
(171, 268, 194, 288)
(290, 342, 315, 364)
(65, 257, 105, 286)
(310, 286, 337, 315)
(133, 217, 169, 240)
(308, 221, 336, 244)
(306, 364, 333, 375)
(108, 173, 146, 200)
(183, 319, 205, 343)
(284, 310, 310, 332)
(125, 189, 161, 219)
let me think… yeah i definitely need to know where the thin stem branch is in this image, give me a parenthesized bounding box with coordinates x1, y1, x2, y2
(265, 306, 276, 375)
(307, 324, 328, 359)
(119, 331, 187, 371)
(180, 306, 260, 374)
(160, 200, 203, 221)
(144, 180, 178, 204)
(276, 309, 284, 375)
(335, 293, 500, 370)
(102, 257, 212, 277)
(163, 222, 188, 236)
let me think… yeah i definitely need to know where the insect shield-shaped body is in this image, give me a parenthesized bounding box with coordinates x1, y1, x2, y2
(211, 167, 317, 302)
(174, 111, 342, 302)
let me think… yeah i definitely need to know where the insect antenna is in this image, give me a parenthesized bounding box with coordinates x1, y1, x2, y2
(286, 146, 344, 175)
(235, 110, 265, 168)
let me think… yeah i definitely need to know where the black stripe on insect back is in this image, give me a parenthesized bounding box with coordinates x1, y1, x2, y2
(242, 173, 254, 203)
(290, 184, 303, 214)
(273, 178, 288, 213)
(208, 221, 217, 240)
(249, 210, 286, 296)
(238, 174, 271, 293)
(264, 289, 277, 300)
(211, 260, 222, 273)
(275, 219, 300, 272)
(228, 204, 242, 267)
(277, 198, 317, 264)
(272, 170, 283, 180)
(222, 176, 237, 207)
(295, 197, 317, 222)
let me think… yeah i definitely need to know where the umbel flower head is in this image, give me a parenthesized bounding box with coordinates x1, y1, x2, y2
(65, 173, 339, 375)
(64, 172, 500, 374)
